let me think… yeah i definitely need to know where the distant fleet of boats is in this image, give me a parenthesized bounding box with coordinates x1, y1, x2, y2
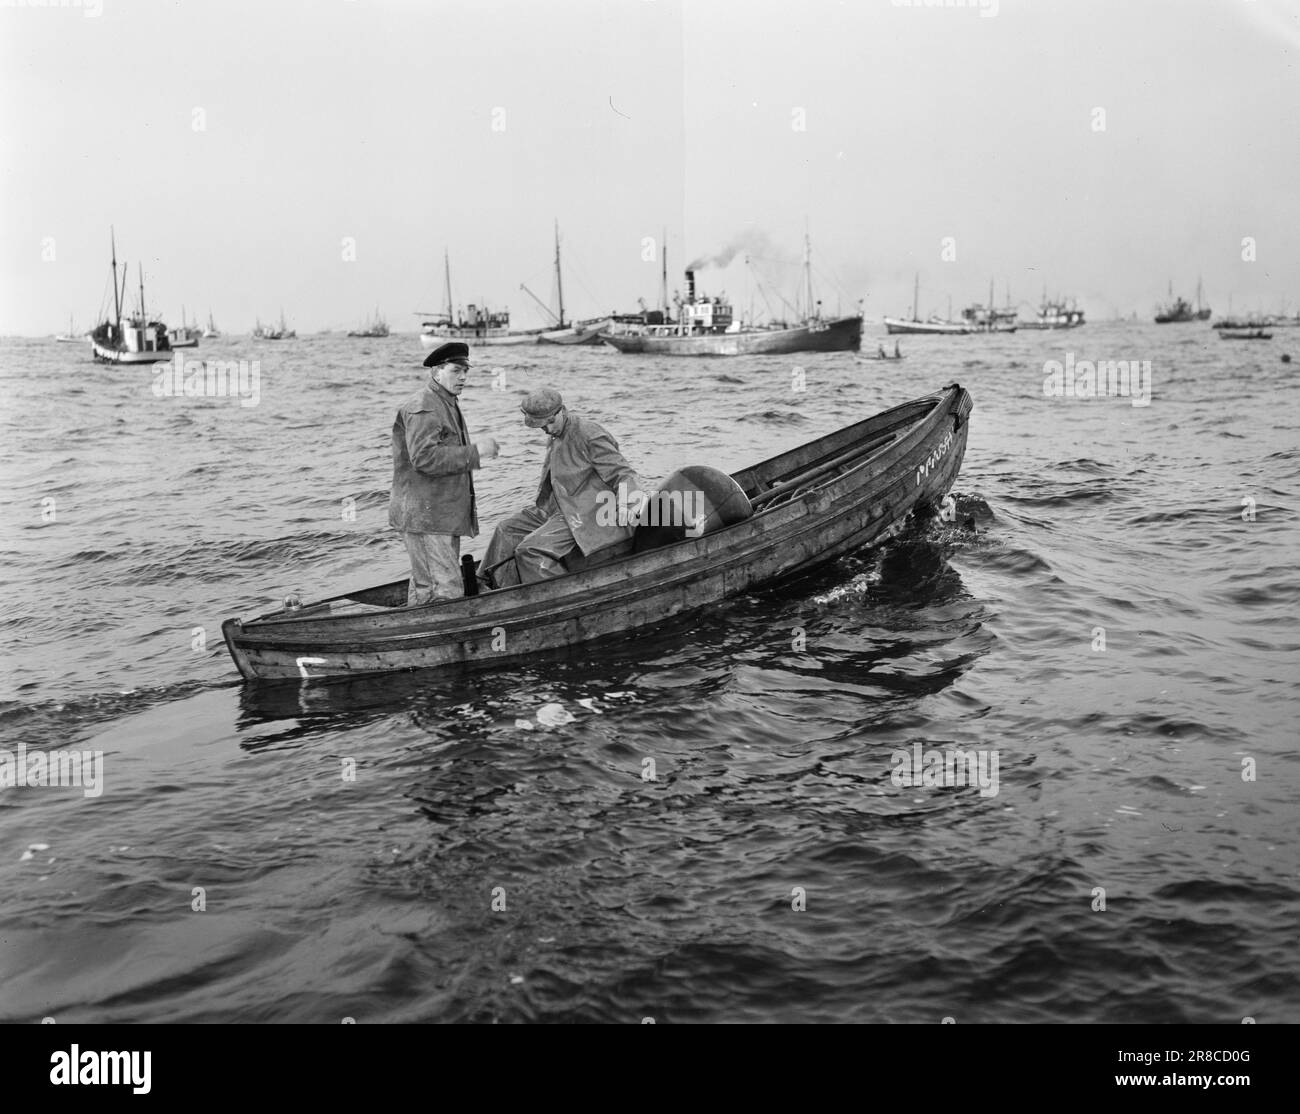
(886, 276, 1084, 334)
(348, 308, 389, 338)
(55, 229, 1297, 357)
(253, 311, 296, 341)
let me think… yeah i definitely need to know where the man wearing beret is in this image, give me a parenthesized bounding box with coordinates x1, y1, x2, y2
(389, 341, 499, 605)
(480, 387, 647, 587)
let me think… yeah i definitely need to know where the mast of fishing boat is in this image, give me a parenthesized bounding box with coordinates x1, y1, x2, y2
(110, 228, 122, 326)
(913, 272, 920, 322)
(660, 227, 668, 318)
(138, 264, 146, 324)
(444, 250, 453, 323)
(803, 224, 815, 322)
(553, 220, 565, 329)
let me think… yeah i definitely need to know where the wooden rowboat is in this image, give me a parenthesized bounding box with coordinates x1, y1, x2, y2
(221, 384, 974, 682)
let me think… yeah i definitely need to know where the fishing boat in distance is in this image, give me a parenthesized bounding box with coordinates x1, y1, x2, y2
(603, 233, 862, 356)
(1155, 279, 1209, 324)
(1017, 294, 1086, 330)
(89, 230, 173, 364)
(884, 274, 972, 335)
(884, 316, 970, 335)
(221, 384, 972, 681)
(537, 320, 611, 346)
(1155, 297, 1194, 324)
(55, 314, 88, 343)
(1194, 278, 1212, 321)
(1217, 327, 1273, 341)
(527, 222, 611, 345)
(960, 279, 1018, 333)
(347, 308, 389, 338)
(169, 306, 200, 348)
(599, 230, 682, 344)
(418, 250, 535, 347)
(203, 311, 221, 339)
(254, 310, 296, 340)
(420, 226, 605, 347)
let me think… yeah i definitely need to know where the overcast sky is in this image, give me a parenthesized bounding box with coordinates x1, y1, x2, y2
(3, 0, 1298, 334)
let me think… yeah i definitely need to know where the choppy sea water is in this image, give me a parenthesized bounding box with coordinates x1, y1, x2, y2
(0, 324, 1297, 1023)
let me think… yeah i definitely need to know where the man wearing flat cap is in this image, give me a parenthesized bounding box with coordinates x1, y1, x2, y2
(389, 341, 499, 605)
(480, 387, 647, 587)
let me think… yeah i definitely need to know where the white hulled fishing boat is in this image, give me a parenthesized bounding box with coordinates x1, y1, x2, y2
(884, 274, 973, 335)
(89, 230, 173, 364)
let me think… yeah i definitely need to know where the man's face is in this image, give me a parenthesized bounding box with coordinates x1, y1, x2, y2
(534, 409, 566, 438)
(434, 361, 470, 395)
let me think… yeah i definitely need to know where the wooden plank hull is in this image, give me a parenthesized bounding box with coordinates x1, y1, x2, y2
(602, 315, 861, 356)
(222, 385, 973, 682)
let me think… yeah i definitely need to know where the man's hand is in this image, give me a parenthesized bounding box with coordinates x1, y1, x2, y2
(476, 435, 500, 460)
(625, 489, 650, 526)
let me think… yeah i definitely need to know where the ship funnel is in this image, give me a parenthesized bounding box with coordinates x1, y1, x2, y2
(685, 270, 696, 303)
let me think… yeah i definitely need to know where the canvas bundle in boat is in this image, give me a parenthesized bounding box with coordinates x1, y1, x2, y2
(633, 465, 754, 553)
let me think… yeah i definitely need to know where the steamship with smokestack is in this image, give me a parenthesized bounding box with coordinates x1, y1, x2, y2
(603, 233, 862, 356)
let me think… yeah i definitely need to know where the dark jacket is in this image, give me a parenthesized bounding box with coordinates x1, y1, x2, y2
(535, 412, 644, 555)
(388, 380, 481, 536)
